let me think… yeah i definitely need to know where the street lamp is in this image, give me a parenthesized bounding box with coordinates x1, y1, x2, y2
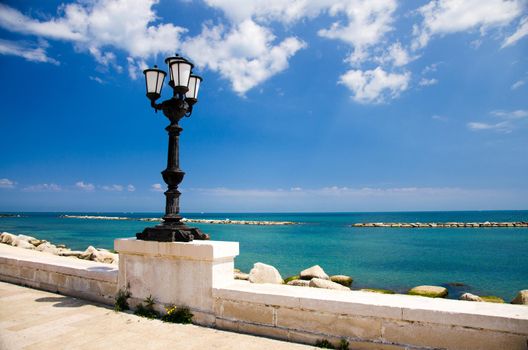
(136, 54, 209, 242)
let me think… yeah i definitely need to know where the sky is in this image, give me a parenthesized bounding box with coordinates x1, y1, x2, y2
(0, 0, 527, 213)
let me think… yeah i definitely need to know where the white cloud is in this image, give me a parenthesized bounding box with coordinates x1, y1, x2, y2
(202, 0, 326, 24)
(419, 78, 438, 86)
(151, 183, 164, 192)
(339, 67, 410, 103)
(22, 184, 61, 192)
(468, 109, 528, 133)
(0, 39, 59, 64)
(467, 121, 512, 133)
(422, 62, 440, 74)
(75, 181, 95, 191)
(89, 76, 104, 84)
(101, 184, 124, 191)
(413, 0, 525, 50)
(502, 16, 528, 48)
(432, 115, 448, 122)
(318, 0, 397, 64)
(183, 20, 305, 95)
(0, 0, 186, 65)
(0, 178, 16, 189)
(127, 184, 136, 192)
(511, 80, 525, 90)
(491, 109, 528, 119)
(0, 3, 83, 41)
(377, 42, 416, 67)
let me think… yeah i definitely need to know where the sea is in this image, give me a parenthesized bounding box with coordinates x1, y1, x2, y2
(1, 211, 527, 301)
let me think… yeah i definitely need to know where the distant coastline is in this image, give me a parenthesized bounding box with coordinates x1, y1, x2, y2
(60, 214, 296, 226)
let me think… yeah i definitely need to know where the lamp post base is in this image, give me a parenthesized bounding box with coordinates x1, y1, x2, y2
(136, 223, 210, 242)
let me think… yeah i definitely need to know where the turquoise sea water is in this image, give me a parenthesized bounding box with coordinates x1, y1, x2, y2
(1, 211, 527, 301)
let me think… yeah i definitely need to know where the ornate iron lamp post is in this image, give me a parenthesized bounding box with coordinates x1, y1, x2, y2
(136, 54, 209, 242)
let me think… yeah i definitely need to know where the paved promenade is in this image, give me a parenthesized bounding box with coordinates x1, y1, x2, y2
(0, 281, 315, 350)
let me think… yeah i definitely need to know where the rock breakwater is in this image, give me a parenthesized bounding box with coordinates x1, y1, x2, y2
(61, 215, 295, 226)
(352, 221, 528, 228)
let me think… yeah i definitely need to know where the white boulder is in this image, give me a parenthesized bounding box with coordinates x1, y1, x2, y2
(0, 232, 16, 244)
(309, 278, 349, 291)
(512, 290, 528, 305)
(248, 262, 283, 284)
(35, 242, 60, 255)
(79, 246, 117, 264)
(300, 265, 329, 280)
(460, 293, 483, 302)
(287, 279, 310, 287)
(13, 239, 35, 250)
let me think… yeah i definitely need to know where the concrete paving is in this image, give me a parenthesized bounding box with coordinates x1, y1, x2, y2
(0, 281, 316, 350)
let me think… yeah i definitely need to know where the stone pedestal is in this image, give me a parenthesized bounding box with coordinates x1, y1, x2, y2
(114, 238, 239, 325)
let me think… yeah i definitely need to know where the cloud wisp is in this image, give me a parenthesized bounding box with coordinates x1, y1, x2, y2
(0, 39, 59, 64)
(182, 185, 527, 212)
(151, 183, 164, 192)
(22, 184, 62, 192)
(75, 181, 95, 191)
(0, 178, 16, 189)
(467, 109, 528, 133)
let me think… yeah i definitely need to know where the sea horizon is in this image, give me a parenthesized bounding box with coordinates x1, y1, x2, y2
(2, 209, 528, 214)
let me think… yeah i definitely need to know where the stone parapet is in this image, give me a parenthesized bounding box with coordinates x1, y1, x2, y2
(0, 243, 117, 305)
(213, 281, 528, 349)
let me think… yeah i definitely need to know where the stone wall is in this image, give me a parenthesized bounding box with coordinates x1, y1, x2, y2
(0, 244, 117, 305)
(213, 281, 528, 350)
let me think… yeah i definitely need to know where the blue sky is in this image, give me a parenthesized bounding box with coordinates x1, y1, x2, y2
(0, 0, 527, 212)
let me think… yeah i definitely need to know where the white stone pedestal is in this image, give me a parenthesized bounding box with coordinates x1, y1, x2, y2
(114, 238, 239, 325)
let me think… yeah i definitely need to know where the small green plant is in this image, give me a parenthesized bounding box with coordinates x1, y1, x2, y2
(337, 338, 349, 350)
(283, 275, 300, 283)
(161, 305, 193, 324)
(315, 339, 335, 349)
(480, 295, 505, 303)
(134, 295, 159, 319)
(114, 286, 131, 312)
(361, 288, 395, 294)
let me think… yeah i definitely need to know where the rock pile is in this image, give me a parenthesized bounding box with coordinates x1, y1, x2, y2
(0, 231, 118, 265)
(181, 218, 296, 226)
(352, 222, 528, 228)
(244, 263, 353, 291)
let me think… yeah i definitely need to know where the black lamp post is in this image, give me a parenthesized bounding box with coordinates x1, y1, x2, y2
(136, 54, 209, 242)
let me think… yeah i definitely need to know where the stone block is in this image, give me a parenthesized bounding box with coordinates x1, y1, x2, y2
(34, 270, 50, 284)
(276, 307, 382, 340)
(48, 272, 67, 287)
(402, 304, 528, 335)
(19, 266, 36, 280)
(237, 321, 289, 341)
(215, 318, 239, 332)
(216, 300, 274, 325)
(382, 320, 528, 350)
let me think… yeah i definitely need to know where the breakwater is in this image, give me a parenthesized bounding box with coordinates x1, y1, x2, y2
(61, 215, 295, 226)
(352, 221, 528, 228)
